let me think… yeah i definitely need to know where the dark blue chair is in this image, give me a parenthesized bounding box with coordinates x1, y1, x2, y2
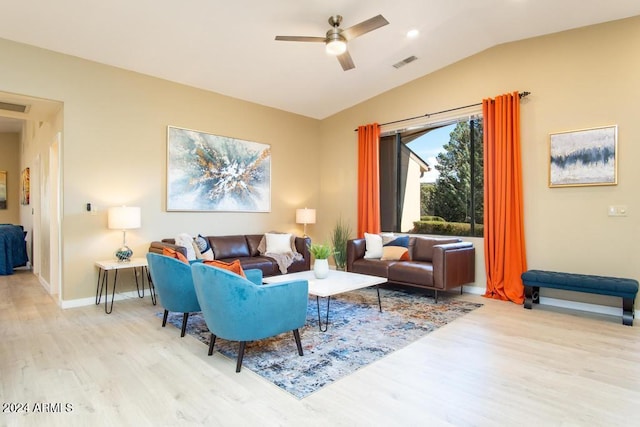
(191, 262, 308, 372)
(146, 253, 201, 337)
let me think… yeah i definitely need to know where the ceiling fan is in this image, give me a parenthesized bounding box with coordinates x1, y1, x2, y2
(275, 14, 389, 71)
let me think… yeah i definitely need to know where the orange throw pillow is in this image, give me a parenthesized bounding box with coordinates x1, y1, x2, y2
(162, 247, 189, 264)
(204, 259, 246, 278)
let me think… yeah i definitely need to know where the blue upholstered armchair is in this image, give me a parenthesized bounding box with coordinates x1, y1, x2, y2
(191, 263, 309, 372)
(146, 253, 201, 337)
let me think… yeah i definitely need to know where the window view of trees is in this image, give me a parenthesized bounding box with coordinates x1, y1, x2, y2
(407, 117, 484, 237)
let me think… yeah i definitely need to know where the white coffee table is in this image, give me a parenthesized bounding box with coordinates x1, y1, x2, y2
(263, 269, 387, 331)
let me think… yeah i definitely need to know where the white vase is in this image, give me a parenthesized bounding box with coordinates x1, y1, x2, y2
(313, 259, 330, 279)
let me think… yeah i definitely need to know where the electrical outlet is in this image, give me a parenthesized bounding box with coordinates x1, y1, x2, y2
(608, 205, 628, 217)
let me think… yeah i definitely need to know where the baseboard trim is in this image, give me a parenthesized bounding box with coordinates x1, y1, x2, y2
(61, 290, 147, 310)
(62, 285, 636, 319)
(38, 275, 51, 293)
(462, 285, 637, 318)
(462, 285, 484, 296)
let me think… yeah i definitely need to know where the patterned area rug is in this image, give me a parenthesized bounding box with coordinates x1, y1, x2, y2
(162, 287, 482, 399)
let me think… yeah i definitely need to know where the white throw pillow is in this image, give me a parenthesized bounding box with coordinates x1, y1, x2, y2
(175, 233, 197, 261)
(364, 233, 383, 259)
(265, 232, 293, 254)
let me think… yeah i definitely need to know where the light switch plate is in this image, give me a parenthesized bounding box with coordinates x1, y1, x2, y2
(608, 205, 628, 216)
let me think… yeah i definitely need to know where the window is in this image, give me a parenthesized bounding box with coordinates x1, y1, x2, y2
(379, 115, 483, 237)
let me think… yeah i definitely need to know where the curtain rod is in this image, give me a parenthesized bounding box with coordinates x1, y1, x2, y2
(354, 91, 531, 132)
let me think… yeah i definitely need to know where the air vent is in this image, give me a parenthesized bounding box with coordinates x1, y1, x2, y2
(0, 101, 30, 113)
(393, 56, 418, 69)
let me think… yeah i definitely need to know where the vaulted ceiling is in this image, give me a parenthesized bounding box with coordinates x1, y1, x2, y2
(1, 0, 640, 125)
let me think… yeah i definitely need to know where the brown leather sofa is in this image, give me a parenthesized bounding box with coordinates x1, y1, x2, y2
(347, 236, 475, 302)
(149, 234, 311, 277)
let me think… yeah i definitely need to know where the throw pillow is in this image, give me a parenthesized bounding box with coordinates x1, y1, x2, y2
(162, 247, 189, 264)
(258, 232, 299, 255)
(380, 234, 410, 261)
(381, 232, 396, 245)
(265, 232, 293, 254)
(203, 259, 246, 278)
(194, 234, 214, 260)
(381, 246, 410, 261)
(364, 232, 383, 259)
(384, 235, 410, 248)
(175, 233, 197, 261)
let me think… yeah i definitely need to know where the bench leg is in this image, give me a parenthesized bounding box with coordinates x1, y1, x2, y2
(524, 285, 539, 309)
(622, 298, 634, 326)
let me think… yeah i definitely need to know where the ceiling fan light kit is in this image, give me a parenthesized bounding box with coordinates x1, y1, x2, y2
(325, 15, 346, 55)
(326, 37, 347, 55)
(275, 14, 389, 71)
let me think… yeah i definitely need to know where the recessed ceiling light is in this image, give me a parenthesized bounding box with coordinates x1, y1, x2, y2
(407, 29, 419, 39)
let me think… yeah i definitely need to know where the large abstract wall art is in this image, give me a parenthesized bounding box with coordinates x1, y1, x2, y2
(167, 126, 271, 212)
(549, 125, 617, 188)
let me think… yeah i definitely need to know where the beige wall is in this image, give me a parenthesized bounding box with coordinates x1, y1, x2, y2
(1, 16, 639, 310)
(0, 38, 321, 301)
(319, 16, 640, 309)
(0, 132, 20, 224)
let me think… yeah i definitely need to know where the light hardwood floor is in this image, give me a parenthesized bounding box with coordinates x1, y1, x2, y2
(1, 270, 639, 426)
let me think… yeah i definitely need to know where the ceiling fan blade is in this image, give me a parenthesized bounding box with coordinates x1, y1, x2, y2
(341, 14, 389, 40)
(337, 51, 355, 71)
(275, 36, 325, 42)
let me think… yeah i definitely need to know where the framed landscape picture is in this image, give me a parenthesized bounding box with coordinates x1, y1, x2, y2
(166, 126, 271, 212)
(548, 125, 618, 188)
(0, 171, 6, 209)
(21, 167, 30, 205)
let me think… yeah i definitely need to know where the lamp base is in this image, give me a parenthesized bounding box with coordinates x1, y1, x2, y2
(115, 246, 133, 262)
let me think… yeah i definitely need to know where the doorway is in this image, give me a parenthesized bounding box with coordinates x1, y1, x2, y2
(0, 91, 63, 301)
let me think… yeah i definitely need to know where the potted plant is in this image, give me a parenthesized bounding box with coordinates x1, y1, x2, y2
(308, 243, 333, 279)
(331, 216, 352, 271)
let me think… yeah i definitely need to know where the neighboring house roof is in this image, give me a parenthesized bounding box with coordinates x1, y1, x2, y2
(403, 144, 430, 176)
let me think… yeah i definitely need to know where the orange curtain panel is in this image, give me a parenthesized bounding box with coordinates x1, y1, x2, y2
(482, 92, 527, 304)
(357, 123, 381, 238)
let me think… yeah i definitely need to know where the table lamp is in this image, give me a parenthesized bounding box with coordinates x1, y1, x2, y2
(296, 208, 316, 237)
(108, 206, 141, 262)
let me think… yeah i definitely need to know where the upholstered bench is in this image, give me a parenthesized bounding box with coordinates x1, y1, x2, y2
(521, 270, 639, 326)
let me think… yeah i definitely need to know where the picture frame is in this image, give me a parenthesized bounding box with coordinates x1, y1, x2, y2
(166, 126, 271, 212)
(21, 167, 30, 205)
(548, 125, 618, 188)
(0, 170, 6, 209)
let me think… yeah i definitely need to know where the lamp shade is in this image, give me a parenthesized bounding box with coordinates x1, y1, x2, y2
(296, 208, 316, 225)
(108, 206, 141, 230)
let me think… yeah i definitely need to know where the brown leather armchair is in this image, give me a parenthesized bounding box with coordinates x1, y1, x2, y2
(347, 236, 475, 302)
